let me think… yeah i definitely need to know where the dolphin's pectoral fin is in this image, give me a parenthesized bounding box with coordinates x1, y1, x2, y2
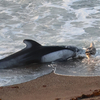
(23, 39, 41, 48)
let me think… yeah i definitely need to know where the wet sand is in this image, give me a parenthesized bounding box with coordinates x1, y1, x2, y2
(0, 72, 100, 100)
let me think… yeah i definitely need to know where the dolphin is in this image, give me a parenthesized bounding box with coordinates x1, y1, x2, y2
(0, 39, 83, 69)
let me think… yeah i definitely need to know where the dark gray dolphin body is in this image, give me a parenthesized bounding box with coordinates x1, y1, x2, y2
(0, 39, 83, 69)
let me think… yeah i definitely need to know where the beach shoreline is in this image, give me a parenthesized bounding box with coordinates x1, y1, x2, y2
(0, 72, 100, 100)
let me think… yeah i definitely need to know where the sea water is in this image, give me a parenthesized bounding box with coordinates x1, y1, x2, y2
(0, 0, 100, 86)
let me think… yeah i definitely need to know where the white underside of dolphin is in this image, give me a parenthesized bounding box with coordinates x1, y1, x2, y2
(41, 50, 74, 62)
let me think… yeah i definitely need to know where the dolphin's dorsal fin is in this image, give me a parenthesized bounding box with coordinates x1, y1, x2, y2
(23, 39, 41, 48)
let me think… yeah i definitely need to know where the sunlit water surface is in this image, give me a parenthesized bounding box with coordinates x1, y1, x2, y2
(0, 0, 100, 86)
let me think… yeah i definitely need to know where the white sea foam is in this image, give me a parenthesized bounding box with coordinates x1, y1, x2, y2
(62, 0, 80, 10)
(60, 21, 85, 39)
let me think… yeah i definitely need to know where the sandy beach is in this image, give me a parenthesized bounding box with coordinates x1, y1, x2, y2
(0, 72, 100, 100)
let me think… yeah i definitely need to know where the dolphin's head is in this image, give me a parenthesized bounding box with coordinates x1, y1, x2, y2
(75, 47, 85, 58)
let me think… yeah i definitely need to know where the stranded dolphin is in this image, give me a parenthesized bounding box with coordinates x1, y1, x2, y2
(0, 39, 84, 69)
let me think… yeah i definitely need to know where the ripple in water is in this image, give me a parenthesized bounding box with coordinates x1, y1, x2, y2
(53, 56, 100, 76)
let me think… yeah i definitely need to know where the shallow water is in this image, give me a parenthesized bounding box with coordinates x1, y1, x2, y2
(0, 64, 53, 86)
(54, 57, 100, 76)
(0, 0, 100, 86)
